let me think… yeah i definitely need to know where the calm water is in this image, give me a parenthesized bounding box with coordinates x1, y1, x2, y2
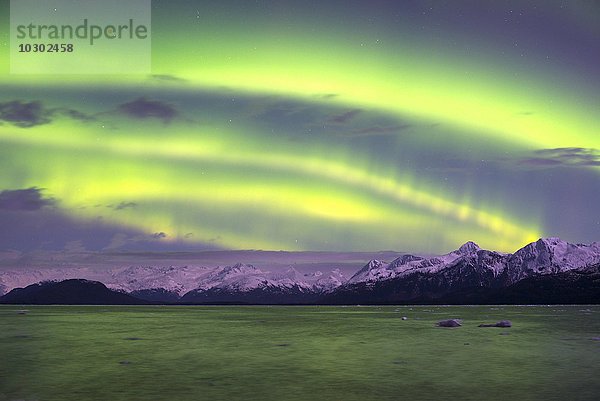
(1, 305, 599, 401)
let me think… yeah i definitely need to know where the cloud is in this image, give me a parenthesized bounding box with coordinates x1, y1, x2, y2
(0, 187, 217, 253)
(0, 206, 149, 252)
(54, 108, 96, 122)
(103, 231, 217, 252)
(104, 233, 129, 250)
(106, 231, 170, 249)
(520, 147, 600, 168)
(518, 158, 563, 167)
(0, 101, 51, 127)
(113, 202, 138, 211)
(250, 96, 413, 142)
(63, 240, 87, 253)
(344, 124, 411, 137)
(0, 100, 97, 128)
(117, 97, 178, 123)
(328, 109, 362, 124)
(0, 187, 54, 211)
(0, 205, 216, 252)
(148, 74, 187, 83)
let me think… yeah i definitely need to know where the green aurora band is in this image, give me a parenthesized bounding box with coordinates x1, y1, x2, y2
(0, 1, 598, 253)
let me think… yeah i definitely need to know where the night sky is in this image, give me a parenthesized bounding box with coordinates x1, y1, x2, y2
(0, 0, 598, 254)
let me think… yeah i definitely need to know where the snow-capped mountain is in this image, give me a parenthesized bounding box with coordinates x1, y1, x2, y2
(107, 265, 212, 296)
(0, 265, 213, 297)
(347, 241, 506, 285)
(505, 237, 600, 282)
(313, 268, 346, 291)
(346, 238, 600, 287)
(1, 237, 599, 304)
(0, 267, 102, 296)
(325, 238, 600, 304)
(0, 262, 347, 300)
(178, 264, 344, 303)
(192, 264, 313, 292)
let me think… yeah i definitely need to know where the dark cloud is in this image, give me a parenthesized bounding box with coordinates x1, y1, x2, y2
(251, 96, 413, 142)
(349, 124, 411, 137)
(254, 101, 321, 131)
(103, 231, 220, 252)
(328, 109, 362, 124)
(519, 158, 563, 167)
(54, 108, 96, 122)
(0, 205, 216, 252)
(149, 74, 187, 83)
(118, 97, 178, 123)
(0, 101, 51, 127)
(0, 188, 54, 211)
(113, 202, 138, 211)
(0, 208, 131, 252)
(520, 147, 600, 168)
(0, 100, 97, 128)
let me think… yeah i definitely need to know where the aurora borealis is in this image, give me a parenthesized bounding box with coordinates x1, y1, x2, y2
(0, 0, 599, 254)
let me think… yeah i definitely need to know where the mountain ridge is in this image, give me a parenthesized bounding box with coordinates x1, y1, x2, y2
(2, 238, 600, 304)
(0, 279, 147, 305)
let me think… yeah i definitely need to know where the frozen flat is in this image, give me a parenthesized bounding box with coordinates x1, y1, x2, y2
(1, 305, 599, 401)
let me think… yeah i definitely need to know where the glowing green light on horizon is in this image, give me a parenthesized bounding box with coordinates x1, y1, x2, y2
(0, 118, 542, 252)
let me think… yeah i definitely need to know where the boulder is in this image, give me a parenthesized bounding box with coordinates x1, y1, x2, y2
(437, 319, 462, 327)
(479, 320, 512, 328)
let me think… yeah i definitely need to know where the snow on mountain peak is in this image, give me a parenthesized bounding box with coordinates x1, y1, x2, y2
(505, 237, 600, 281)
(2, 238, 598, 298)
(344, 238, 600, 286)
(223, 263, 259, 274)
(366, 260, 385, 269)
(347, 259, 391, 284)
(457, 241, 481, 255)
(313, 268, 347, 292)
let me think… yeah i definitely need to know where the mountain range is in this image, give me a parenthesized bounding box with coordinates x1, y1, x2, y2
(1, 237, 599, 304)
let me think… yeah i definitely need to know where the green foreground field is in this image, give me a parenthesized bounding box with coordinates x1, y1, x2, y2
(1, 305, 599, 401)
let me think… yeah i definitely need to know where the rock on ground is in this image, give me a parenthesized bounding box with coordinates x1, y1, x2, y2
(479, 320, 512, 328)
(437, 319, 462, 327)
